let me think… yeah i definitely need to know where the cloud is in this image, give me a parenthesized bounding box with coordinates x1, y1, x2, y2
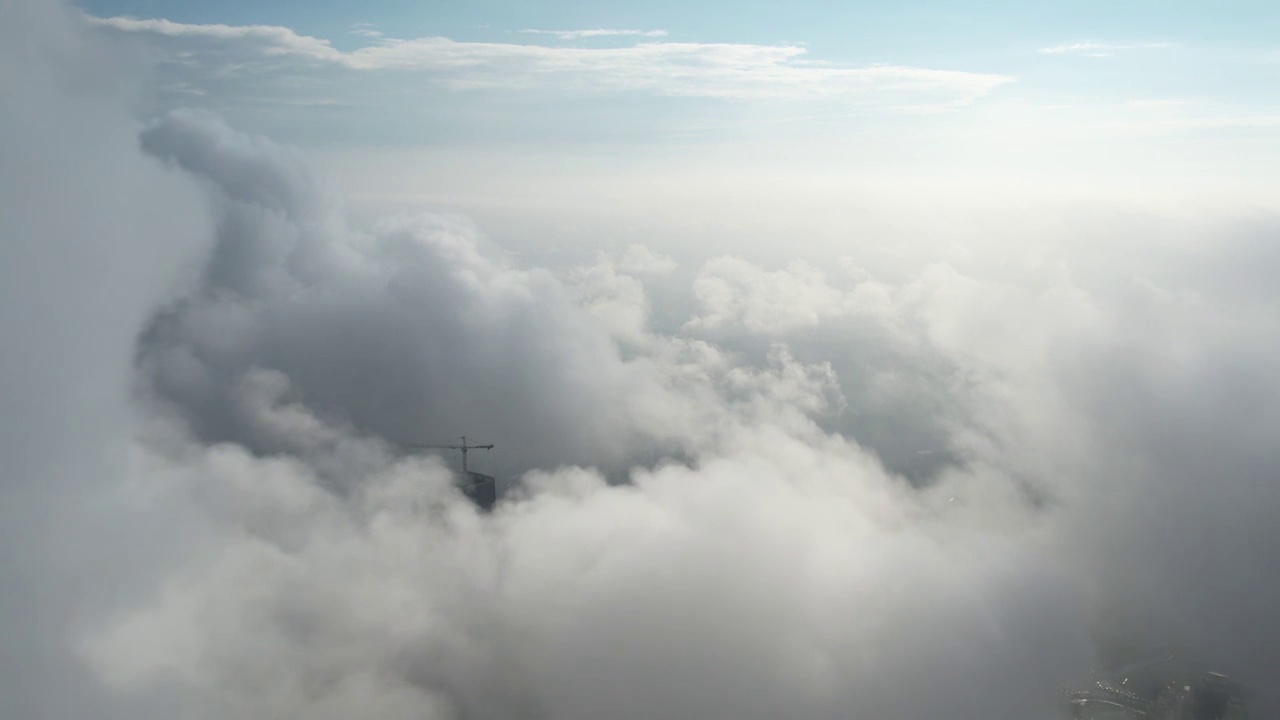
(686, 257, 868, 334)
(676, 238, 1280, 710)
(616, 244, 678, 276)
(73, 110, 1098, 719)
(0, 2, 210, 718)
(85, 426, 1093, 720)
(88, 108, 1280, 719)
(1039, 40, 1174, 57)
(350, 23, 384, 39)
(87, 15, 343, 61)
(131, 108, 859, 481)
(519, 28, 669, 40)
(88, 14, 1012, 104)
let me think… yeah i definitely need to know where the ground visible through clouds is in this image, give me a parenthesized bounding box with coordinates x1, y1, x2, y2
(4, 3, 1280, 720)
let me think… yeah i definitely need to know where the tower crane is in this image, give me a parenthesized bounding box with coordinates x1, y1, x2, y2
(411, 436, 494, 475)
(410, 437, 498, 510)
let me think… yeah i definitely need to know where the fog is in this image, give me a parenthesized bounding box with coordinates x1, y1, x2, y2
(4, 2, 1280, 719)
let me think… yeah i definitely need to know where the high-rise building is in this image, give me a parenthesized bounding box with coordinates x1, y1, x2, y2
(411, 437, 498, 510)
(461, 470, 497, 510)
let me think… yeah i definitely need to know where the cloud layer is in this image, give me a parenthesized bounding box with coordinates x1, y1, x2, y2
(76, 107, 1090, 719)
(94, 109, 1280, 718)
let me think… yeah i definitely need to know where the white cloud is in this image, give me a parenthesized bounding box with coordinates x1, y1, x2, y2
(87, 15, 342, 60)
(685, 257, 896, 334)
(616, 244, 678, 276)
(350, 23, 384, 39)
(84, 111, 1280, 713)
(519, 28, 669, 40)
(1039, 40, 1174, 57)
(88, 15, 1012, 103)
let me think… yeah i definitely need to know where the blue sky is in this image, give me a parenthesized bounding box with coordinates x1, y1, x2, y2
(78, 0, 1279, 55)
(74, 0, 1280, 206)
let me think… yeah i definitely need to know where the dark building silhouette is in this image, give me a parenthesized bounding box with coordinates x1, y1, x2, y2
(411, 437, 498, 510)
(461, 470, 497, 511)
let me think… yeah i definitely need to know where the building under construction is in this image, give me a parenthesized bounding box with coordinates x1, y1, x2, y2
(415, 437, 498, 510)
(459, 469, 497, 509)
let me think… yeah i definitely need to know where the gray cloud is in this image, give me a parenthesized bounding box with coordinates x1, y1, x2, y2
(132, 110, 787, 479)
(0, 2, 210, 718)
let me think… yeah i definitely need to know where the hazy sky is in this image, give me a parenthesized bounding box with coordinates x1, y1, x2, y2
(77, 0, 1280, 196)
(4, 1, 1280, 719)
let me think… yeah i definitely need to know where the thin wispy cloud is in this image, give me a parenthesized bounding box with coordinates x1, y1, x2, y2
(87, 16, 342, 58)
(1039, 40, 1174, 57)
(519, 28, 669, 40)
(350, 22, 383, 39)
(88, 15, 1012, 104)
(1122, 98, 1191, 109)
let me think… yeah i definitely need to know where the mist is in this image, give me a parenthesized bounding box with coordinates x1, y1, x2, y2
(4, 2, 1280, 719)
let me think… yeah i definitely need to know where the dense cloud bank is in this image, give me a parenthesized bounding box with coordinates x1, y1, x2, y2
(5, 2, 1280, 719)
(0, 2, 209, 718)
